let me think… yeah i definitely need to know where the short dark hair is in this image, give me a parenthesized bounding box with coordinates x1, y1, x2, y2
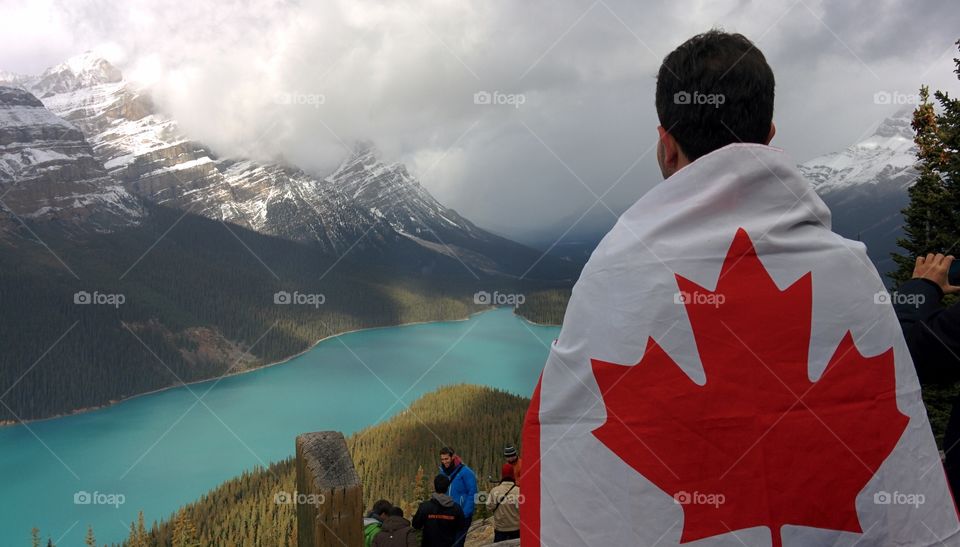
(371, 499, 392, 516)
(439, 447, 455, 457)
(655, 29, 775, 161)
(388, 506, 404, 518)
(434, 474, 451, 494)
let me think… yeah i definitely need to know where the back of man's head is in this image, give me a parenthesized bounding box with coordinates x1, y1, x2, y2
(434, 474, 451, 494)
(655, 29, 775, 162)
(388, 506, 404, 518)
(371, 499, 392, 518)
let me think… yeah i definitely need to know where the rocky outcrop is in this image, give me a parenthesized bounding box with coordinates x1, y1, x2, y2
(0, 85, 141, 231)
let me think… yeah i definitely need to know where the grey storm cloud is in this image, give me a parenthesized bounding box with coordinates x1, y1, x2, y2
(0, 0, 958, 245)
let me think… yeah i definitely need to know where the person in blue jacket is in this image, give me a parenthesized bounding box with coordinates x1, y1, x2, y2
(438, 446, 477, 547)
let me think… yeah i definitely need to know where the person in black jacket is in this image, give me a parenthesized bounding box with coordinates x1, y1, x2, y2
(893, 253, 960, 499)
(412, 474, 466, 547)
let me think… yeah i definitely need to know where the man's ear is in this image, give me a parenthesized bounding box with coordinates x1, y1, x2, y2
(765, 122, 776, 145)
(657, 126, 681, 170)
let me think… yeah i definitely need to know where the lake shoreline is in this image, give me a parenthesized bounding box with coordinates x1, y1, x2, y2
(0, 308, 500, 429)
(516, 315, 561, 327)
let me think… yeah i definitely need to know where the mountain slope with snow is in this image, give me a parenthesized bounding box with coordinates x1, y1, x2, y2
(1, 53, 574, 278)
(1, 54, 395, 254)
(329, 143, 480, 237)
(800, 108, 917, 195)
(801, 108, 918, 276)
(0, 85, 141, 232)
(26, 51, 123, 99)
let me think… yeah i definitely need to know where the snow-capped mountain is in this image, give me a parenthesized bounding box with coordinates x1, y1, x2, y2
(0, 70, 29, 89)
(26, 52, 123, 99)
(329, 142, 480, 238)
(1, 53, 574, 278)
(0, 85, 141, 232)
(801, 108, 917, 275)
(800, 108, 917, 195)
(324, 142, 576, 276)
(7, 56, 342, 245)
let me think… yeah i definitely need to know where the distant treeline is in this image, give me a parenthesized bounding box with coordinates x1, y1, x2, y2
(514, 288, 571, 326)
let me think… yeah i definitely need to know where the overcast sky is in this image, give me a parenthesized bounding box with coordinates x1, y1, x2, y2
(1, 0, 958, 244)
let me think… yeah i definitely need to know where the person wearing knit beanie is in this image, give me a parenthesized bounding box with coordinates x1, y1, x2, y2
(502, 444, 521, 485)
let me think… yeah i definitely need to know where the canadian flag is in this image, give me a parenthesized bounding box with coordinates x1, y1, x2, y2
(520, 144, 960, 546)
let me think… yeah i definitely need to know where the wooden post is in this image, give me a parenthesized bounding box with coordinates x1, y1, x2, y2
(296, 431, 364, 547)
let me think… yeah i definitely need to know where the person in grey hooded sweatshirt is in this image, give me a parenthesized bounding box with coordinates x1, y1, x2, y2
(412, 474, 466, 547)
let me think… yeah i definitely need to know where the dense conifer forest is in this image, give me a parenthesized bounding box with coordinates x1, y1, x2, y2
(1, 204, 538, 422)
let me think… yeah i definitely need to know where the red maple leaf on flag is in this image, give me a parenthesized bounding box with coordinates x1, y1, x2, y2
(591, 228, 909, 547)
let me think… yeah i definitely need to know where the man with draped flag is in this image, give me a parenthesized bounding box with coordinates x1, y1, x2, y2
(520, 30, 960, 546)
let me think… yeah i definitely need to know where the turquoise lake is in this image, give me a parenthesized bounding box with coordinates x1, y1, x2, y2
(0, 308, 558, 545)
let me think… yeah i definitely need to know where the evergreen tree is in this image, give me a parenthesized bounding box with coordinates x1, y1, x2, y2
(412, 465, 428, 503)
(892, 39, 960, 285)
(30, 528, 40, 547)
(127, 511, 150, 547)
(85, 525, 96, 547)
(171, 509, 199, 547)
(127, 522, 136, 547)
(137, 512, 149, 547)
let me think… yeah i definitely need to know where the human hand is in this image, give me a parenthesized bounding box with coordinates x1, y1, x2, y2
(913, 253, 960, 294)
